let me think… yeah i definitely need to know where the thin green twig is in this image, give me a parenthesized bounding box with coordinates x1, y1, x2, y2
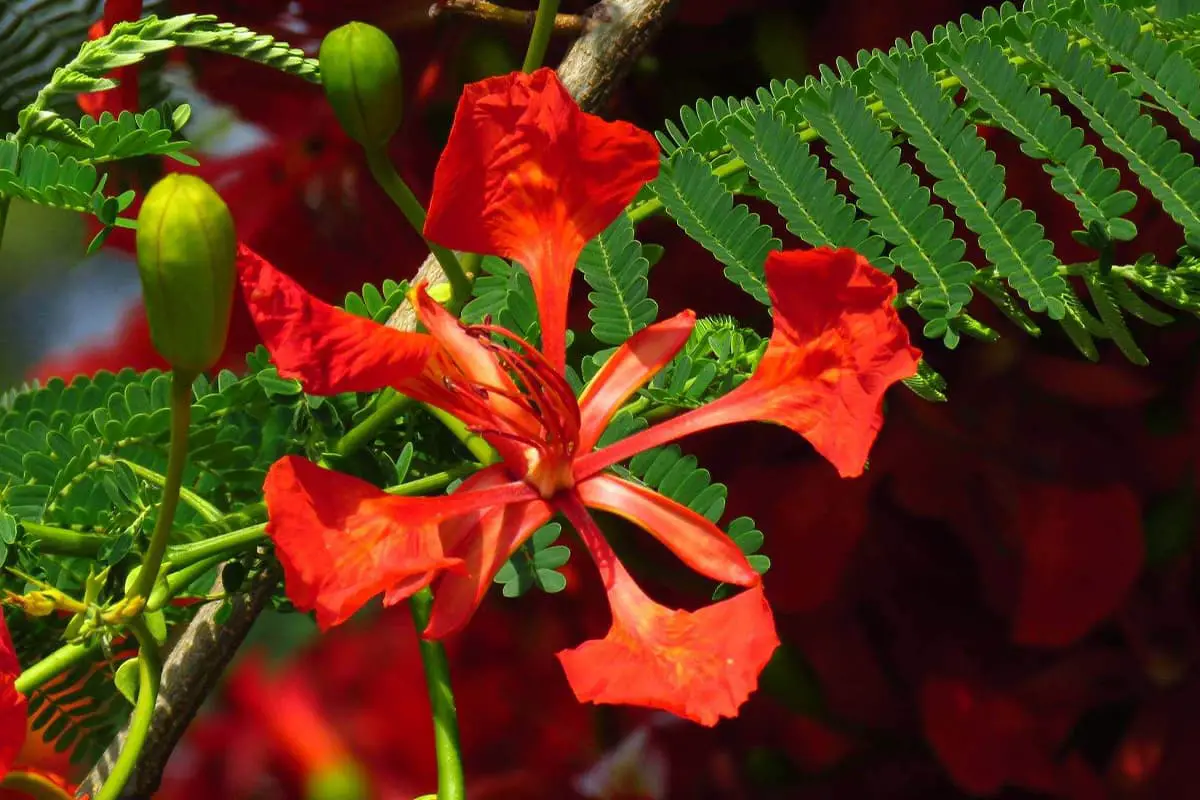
(522, 0, 562, 72)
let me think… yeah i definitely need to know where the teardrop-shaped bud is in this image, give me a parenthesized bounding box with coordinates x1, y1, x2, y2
(319, 22, 403, 146)
(135, 174, 236, 375)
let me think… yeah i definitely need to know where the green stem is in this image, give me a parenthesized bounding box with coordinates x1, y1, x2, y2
(94, 618, 161, 800)
(385, 464, 477, 496)
(129, 370, 192, 602)
(447, 252, 482, 315)
(335, 393, 412, 456)
(164, 524, 267, 571)
(410, 588, 465, 800)
(19, 521, 107, 557)
(522, 0, 562, 72)
(14, 641, 96, 695)
(362, 146, 471, 306)
(426, 404, 499, 465)
(148, 554, 227, 611)
(100, 455, 221, 523)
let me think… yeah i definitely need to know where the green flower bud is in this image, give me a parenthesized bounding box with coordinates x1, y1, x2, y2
(135, 174, 236, 375)
(319, 22, 404, 146)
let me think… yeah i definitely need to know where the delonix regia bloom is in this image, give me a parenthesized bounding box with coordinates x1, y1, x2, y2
(240, 68, 921, 725)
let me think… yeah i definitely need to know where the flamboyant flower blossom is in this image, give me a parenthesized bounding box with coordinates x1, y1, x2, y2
(240, 67, 920, 725)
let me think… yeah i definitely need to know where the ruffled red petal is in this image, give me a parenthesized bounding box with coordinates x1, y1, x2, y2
(577, 247, 920, 480)
(424, 68, 659, 371)
(263, 456, 535, 629)
(0, 611, 26, 778)
(237, 244, 437, 397)
(555, 496, 778, 726)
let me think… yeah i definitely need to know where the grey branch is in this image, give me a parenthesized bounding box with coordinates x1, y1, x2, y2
(80, 0, 679, 795)
(77, 564, 279, 798)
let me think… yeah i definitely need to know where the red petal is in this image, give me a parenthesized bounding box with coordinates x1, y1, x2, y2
(423, 466, 554, 639)
(921, 677, 1038, 795)
(263, 456, 535, 629)
(424, 68, 660, 371)
(577, 311, 696, 452)
(0, 612, 26, 777)
(555, 496, 778, 726)
(237, 243, 437, 396)
(1011, 484, 1143, 647)
(576, 474, 758, 587)
(411, 284, 515, 396)
(577, 248, 920, 479)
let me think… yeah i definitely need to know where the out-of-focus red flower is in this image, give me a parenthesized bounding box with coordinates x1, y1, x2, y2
(1011, 484, 1144, 647)
(922, 673, 1109, 797)
(222, 655, 371, 797)
(77, 0, 143, 117)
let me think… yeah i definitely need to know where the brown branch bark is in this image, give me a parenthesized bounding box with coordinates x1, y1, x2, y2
(432, 0, 589, 35)
(77, 563, 279, 799)
(81, 0, 680, 795)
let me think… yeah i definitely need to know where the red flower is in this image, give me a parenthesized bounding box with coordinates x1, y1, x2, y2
(0, 612, 26, 779)
(1012, 484, 1144, 647)
(78, 1, 143, 117)
(240, 69, 920, 724)
(921, 675, 1107, 797)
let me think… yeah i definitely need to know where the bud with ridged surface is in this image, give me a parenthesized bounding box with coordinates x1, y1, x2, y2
(135, 174, 236, 375)
(319, 22, 404, 146)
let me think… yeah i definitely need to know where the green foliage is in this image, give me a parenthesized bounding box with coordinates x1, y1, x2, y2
(460, 256, 543, 344)
(16, 13, 318, 148)
(0, 357, 306, 760)
(652, 148, 781, 304)
(0, 0, 168, 131)
(642, 316, 764, 409)
(343, 278, 411, 323)
(577, 214, 659, 345)
(635, 0, 1200, 363)
(493, 523, 571, 597)
(41, 107, 196, 166)
(0, 139, 134, 224)
(1, 11, 317, 237)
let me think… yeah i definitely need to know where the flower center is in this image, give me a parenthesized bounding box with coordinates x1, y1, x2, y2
(523, 446, 576, 499)
(448, 323, 582, 497)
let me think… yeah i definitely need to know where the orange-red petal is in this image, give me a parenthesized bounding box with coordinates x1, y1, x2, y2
(555, 495, 778, 726)
(423, 466, 554, 639)
(577, 247, 920, 480)
(0, 611, 26, 778)
(237, 243, 437, 396)
(263, 456, 535, 630)
(424, 68, 659, 371)
(576, 311, 696, 452)
(576, 474, 758, 587)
